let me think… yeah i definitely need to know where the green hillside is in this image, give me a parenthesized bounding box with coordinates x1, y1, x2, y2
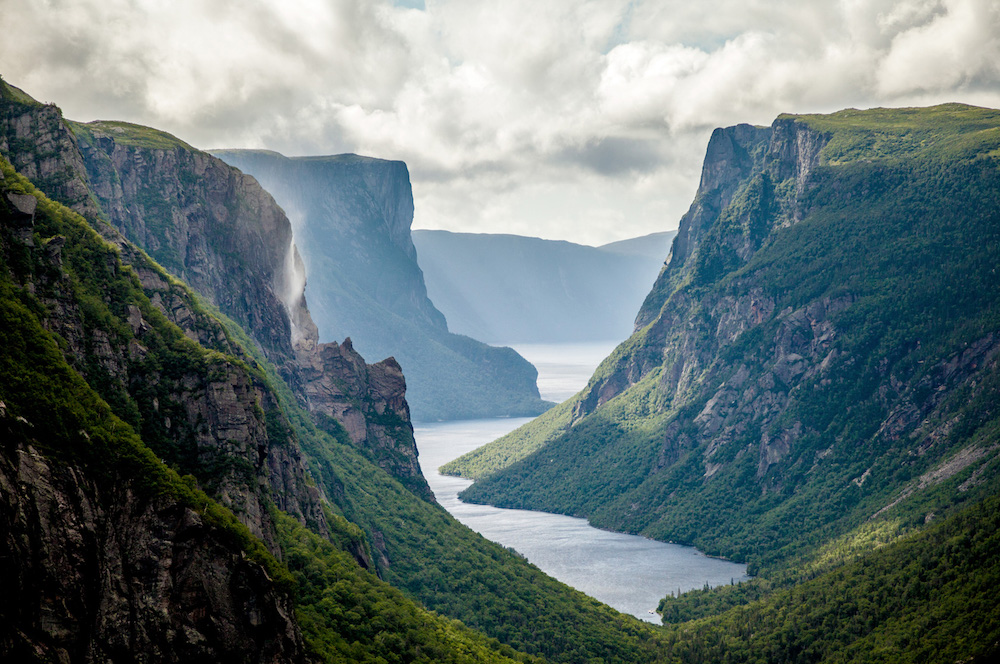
(446, 104, 1000, 581)
(0, 79, 671, 662)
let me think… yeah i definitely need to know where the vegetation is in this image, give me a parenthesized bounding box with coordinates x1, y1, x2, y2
(274, 511, 534, 664)
(443, 105, 1000, 663)
(69, 119, 198, 152)
(654, 492, 1000, 663)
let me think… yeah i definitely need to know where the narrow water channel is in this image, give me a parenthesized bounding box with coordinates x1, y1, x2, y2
(414, 342, 749, 623)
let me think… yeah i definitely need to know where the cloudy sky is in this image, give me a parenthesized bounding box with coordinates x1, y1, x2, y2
(3, 0, 999, 245)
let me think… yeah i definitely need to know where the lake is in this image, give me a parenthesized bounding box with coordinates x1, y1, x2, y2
(414, 341, 749, 623)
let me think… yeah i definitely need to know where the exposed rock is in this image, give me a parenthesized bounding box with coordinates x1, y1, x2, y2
(212, 149, 551, 422)
(0, 440, 305, 663)
(297, 337, 431, 501)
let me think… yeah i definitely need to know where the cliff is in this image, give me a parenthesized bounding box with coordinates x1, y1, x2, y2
(0, 166, 306, 662)
(447, 104, 1000, 574)
(212, 149, 551, 422)
(0, 92, 431, 500)
(1, 78, 673, 664)
(412, 230, 675, 344)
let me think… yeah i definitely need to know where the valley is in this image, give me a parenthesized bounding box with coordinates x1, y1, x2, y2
(414, 341, 749, 624)
(2, 70, 999, 664)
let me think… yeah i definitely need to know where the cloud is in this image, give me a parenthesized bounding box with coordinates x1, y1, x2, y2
(2, 0, 999, 244)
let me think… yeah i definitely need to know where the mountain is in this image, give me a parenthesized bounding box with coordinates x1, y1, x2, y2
(443, 104, 1000, 657)
(6, 72, 999, 662)
(211, 149, 551, 422)
(0, 77, 675, 664)
(411, 230, 675, 344)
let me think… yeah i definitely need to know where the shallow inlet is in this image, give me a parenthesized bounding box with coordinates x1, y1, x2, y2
(414, 342, 749, 623)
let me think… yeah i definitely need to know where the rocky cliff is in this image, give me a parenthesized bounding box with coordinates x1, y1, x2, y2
(0, 169, 306, 662)
(213, 149, 551, 421)
(70, 121, 300, 377)
(0, 83, 429, 500)
(448, 104, 1000, 573)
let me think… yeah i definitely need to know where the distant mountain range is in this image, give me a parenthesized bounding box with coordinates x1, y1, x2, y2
(412, 230, 675, 344)
(212, 150, 551, 422)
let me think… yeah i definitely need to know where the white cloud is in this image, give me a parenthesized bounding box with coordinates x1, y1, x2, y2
(1, 0, 999, 245)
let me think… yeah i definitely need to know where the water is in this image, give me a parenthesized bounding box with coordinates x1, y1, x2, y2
(414, 341, 749, 623)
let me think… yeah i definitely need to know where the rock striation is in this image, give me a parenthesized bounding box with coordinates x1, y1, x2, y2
(0, 439, 304, 663)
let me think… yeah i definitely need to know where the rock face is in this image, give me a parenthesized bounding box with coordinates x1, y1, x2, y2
(0, 85, 429, 501)
(0, 439, 304, 664)
(2, 171, 330, 554)
(213, 149, 551, 422)
(0, 80, 434, 660)
(297, 337, 431, 500)
(71, 121, 302, 388)
(412, 230, 675, 345)
(0, 87, 98, 218)
(0, 171, 307, 662)
(453, 104, 1000, 565)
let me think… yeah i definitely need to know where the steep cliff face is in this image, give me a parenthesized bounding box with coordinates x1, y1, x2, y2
(0, 439, 303, 664)
(0, 84, 429, 501)
(0, 176, 306, 661)
(0, 83, 98, 218)
(297, 337, 431, 500)
(213, 151, 445, 335)
(450, 104, 1000, 569)
(0, 161, 330, 556)
(213, 149, 551, 422)
(69, 121, 301, 385)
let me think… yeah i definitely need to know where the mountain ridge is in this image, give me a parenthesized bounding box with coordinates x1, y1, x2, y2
(412, 229, 675, 344)
(445, 103, 1000, 573)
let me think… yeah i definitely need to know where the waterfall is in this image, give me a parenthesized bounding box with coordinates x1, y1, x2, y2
(279, 235, 308, 346)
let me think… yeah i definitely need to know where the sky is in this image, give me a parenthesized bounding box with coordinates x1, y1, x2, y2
(2, 0, 999, 245)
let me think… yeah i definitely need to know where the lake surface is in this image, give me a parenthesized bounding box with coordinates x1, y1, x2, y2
(414, 341, 749, 623)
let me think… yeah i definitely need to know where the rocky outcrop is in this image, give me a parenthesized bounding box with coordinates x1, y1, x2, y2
(0, 81, 98, 217)
(297, 337, 431, 500)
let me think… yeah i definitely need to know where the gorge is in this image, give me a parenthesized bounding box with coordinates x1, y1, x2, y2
(2, 71, 999, 663)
